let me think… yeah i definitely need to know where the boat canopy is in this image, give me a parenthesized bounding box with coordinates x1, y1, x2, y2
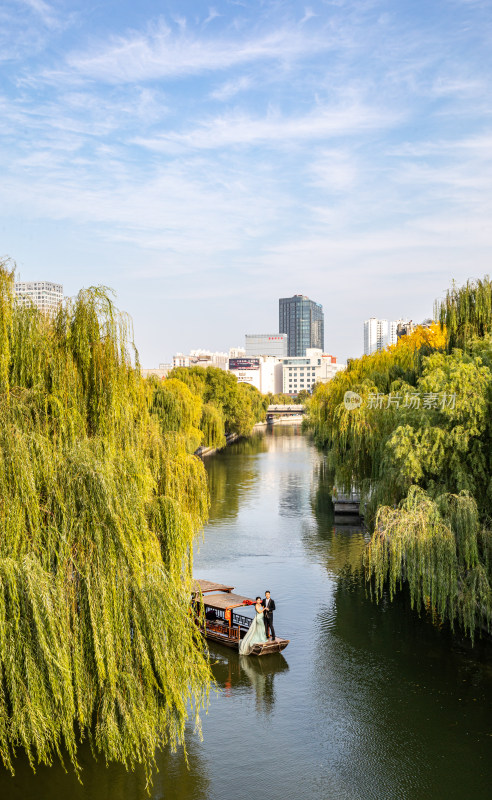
(200, 592, 255, 611)
(193, 579, 235, 594)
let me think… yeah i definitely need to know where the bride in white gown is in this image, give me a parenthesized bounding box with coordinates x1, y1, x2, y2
(239, 597, 267, 655)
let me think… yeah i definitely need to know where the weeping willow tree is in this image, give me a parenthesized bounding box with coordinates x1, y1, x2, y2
(0, 261, 211, 779)
(365, 487, 492, 640)
(167, 364, 268, 442)
(200, 402, 227, 450)
(308, 281, 492, 639)
(148, 376, 203, 453)
(438, 275, 492, 352)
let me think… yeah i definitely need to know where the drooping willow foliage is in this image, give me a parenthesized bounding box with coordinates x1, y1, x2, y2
(165, 365, 268, 445)
(365, 487, 492, 640)
(308, 283, 492, 639)
(148, 376, 203, 453)
(0, 260, 211, 778)
(438, 275, 492, 352)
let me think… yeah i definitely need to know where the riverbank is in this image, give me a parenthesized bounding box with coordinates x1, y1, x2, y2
(195, 431, 242, 458)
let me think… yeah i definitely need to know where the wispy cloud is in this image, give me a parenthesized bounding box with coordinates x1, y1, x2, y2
(210, 75, 253, 101)
(135, 102, 400, 152)
(17, 0, 58, 28)
(61, 22, 335, 84)
(2, 0, 492, 364)
(203, 7, 221, 26)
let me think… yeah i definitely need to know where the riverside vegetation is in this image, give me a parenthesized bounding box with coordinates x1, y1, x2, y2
(309, 277, 492, 640)
(0, 261, 267, 781)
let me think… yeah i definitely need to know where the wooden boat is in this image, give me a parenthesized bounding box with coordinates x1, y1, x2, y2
(192, 579, 289, 656)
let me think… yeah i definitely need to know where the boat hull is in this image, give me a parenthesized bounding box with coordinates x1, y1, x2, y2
(203, 628, 289, 655)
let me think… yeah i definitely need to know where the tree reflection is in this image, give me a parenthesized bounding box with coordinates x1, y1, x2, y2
(0, 733, 210, 800)
(305, 458, 369, 576)
(204, 433, 268, 522)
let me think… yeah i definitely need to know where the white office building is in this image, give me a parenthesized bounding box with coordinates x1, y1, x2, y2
(363, 318, 398, 355)
(245, 334, 288, 358)
(228, 356, 283, 394)
(282, 349, 345, 395)
(14, 281, 63, 314)
(229, 346, 246, 359)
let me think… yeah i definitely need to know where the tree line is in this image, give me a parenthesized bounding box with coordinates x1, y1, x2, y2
(0, 260, 265, 781)
(308, 276, 492, 640)
(151, 365, 268, 452)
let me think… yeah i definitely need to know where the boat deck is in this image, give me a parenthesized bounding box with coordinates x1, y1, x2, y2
(193, 578, 289, 656)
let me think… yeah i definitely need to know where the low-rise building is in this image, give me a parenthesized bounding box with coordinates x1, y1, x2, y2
(396, 319, 415, 339)
(172, 349, 229, 370)
(141, 365, 172, 380)
(282, 349, 345, 395)
(228, 356, 283, 394)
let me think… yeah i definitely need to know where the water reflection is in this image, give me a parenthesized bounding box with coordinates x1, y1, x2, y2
(209, 644, 289, 717)
(205, 432, 268, 522)
(304, 458, 369, 576)
(279, 473, 305, 517)
(0, 733, 210, 800)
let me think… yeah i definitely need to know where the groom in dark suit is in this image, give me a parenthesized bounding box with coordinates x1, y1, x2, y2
(262, 591, 276, 640)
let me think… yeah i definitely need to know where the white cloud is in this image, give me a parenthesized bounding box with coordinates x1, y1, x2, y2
(210, 75, 253, 101)
(61, 22, 335, 84)
(307, 148, 358, 191)
(17, 0, 58, 27)
(134, 102, 401, 152)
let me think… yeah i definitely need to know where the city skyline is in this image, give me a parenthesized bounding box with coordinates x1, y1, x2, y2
(2, 1, 492, 365)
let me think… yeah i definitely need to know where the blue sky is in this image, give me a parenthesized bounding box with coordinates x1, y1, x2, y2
(2, 0, 492, 364)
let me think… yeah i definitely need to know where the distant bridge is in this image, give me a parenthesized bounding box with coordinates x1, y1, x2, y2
(266, 405, 306, 424)
(267, 404, 306, 414)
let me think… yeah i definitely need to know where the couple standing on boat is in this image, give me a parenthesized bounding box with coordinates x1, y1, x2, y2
(239, 592, 276, 655)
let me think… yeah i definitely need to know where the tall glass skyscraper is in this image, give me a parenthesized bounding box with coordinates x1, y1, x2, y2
(279, 294, 324, 356)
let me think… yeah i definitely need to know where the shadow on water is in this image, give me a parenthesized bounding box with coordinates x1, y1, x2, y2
(306, 445, 492, 800)
(208, 643, 289, 716)
(0, 733, 210, 800)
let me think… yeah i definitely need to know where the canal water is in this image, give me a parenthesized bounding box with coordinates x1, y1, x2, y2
(2, 426, 492, 799)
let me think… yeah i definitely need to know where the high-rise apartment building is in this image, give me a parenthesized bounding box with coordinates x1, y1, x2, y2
(245, 333, 288, 358)
(14, 281, 63, 313)
(364, 317, 398, 355)
(279, 295, 324, 357)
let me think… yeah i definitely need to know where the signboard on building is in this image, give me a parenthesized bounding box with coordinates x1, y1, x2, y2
(229, 358, 260, 370)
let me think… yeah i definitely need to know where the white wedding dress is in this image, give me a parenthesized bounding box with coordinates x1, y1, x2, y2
(239, 609, 267, 655)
